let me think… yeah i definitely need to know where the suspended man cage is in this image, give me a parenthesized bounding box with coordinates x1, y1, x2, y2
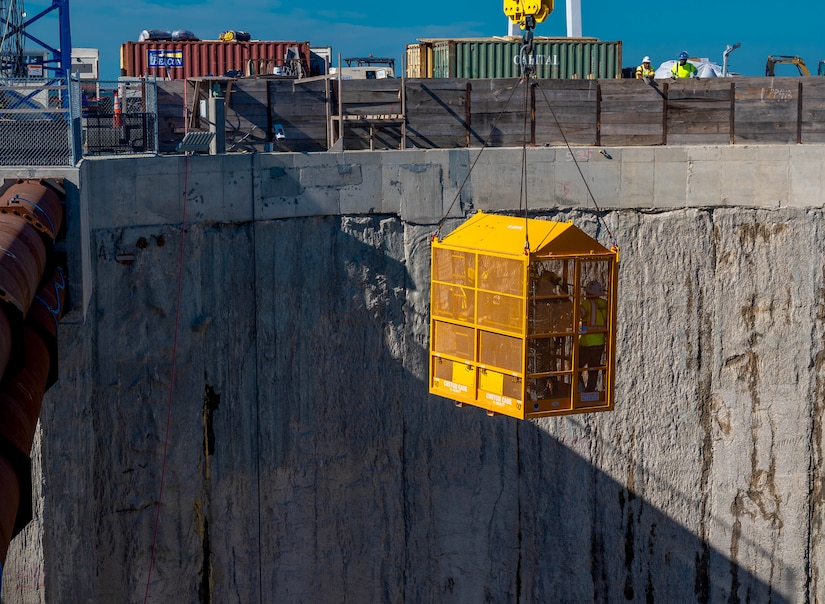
(429, 211, 618, 420)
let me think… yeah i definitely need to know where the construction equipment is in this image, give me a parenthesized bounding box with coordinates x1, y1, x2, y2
(504, 0, 553, 28)
(218, 31, 251, 42)
(765, 55, 811, 76)
(429, 212, 618, 419)
(503, 0, 554, 77)
(0, 0, 72, 79)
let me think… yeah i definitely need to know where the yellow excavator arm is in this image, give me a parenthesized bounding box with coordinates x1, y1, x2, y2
(765, 55, 811, 77)
(504, 0, 554, 27)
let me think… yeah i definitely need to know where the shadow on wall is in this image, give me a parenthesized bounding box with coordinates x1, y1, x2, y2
(404, 392, 792, 602)
(264, 220, 792, 602)
(18, 214, 793, 602)
(518, 418, 791, 602)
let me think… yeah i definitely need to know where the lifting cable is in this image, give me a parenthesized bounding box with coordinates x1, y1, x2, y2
(519, 71, 532, 254)
(535, 81, 618, 250)
(431, 21, 618, 255)
(431, 79, 523, 242)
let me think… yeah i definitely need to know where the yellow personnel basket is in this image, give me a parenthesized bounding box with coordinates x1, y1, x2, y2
(429, 211, 618, 419)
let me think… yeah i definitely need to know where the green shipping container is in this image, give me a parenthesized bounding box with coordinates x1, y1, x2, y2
(428, 37, 622, 79)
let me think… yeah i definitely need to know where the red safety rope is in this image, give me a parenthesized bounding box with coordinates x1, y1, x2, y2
(143, 154, 189, 603)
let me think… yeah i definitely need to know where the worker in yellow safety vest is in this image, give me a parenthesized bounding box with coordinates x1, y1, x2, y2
(671, 51, 698, 79)
(578, 280, 608, 392)
(635, 56, 655, 81)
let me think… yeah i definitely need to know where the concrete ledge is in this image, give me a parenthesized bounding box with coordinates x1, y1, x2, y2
(80, 145, 825, 228)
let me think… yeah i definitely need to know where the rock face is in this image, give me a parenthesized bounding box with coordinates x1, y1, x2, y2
(3, 149, 825, 602)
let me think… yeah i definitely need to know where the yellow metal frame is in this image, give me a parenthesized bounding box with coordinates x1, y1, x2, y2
(429, 211, 618, 419)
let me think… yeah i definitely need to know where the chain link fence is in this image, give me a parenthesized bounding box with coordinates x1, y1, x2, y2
(81, 78, 158, 157)
(0, 78, 75, 166)
(0, 77, 159, 167)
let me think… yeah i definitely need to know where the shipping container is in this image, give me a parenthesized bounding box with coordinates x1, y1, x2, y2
(405, 43, 433, 78)
(411, 37, 621, 79)
(120, 41, 312, 80)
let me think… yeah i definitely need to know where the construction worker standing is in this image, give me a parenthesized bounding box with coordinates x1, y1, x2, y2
(671, 51, 698, 78)
(578, 281, 608, 393)
(635, 56, 655, 81)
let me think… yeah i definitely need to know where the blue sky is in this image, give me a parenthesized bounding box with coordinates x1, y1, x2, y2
(21, 0, 824, 79)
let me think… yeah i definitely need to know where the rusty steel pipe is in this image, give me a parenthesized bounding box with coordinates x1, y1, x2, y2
(28, 268, 66, 341)
(0, 307, 11, 382)
(0, 326, 50, 462)
(0, 453, 21, 566)
(0, 215, 48, 315)
(0, 178, 65, 575)
(0, 179, 64, 241)
(27, 268, 66, 389)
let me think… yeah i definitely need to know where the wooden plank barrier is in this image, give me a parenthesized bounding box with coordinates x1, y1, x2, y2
(157, 76, 825, 153)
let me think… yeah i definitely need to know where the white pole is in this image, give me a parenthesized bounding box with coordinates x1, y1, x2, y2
(566, 0, 582, 37)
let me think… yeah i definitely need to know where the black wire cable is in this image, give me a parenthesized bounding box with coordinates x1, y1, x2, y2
(520, 74, 531, 253)
(432, 79, 523, 241)
(535, 81, 618, 248)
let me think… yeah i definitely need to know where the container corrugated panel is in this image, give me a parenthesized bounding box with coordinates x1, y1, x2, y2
(405, 43, 432, 78)
(120, 41, 311, 79)
(430, 38, 621, 79)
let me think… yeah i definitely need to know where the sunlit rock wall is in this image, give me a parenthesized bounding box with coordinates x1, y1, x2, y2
(3, 148, 824, 603)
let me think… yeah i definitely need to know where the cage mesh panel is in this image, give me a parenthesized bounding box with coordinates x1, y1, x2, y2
(432, 247, 475, 286)
(478, 254, 522, 295)
(479, 330, 522, 373)
(431, 282, 474, 322)
(433, 320, 474, 360)
(477, 291, 522, 332)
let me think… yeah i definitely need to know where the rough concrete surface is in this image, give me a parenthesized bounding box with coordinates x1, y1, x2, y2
(2, 146, 825, 602)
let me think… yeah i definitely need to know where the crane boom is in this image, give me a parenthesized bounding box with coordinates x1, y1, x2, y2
(504, 0, 554, 27)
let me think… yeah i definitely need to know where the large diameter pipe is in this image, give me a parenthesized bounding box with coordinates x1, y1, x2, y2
(0, 325, 51, 563)
(0, 453, 21, 566)
(0, 216, 48, 315)
(0, 179, 64, 241)
(0, 178, 65, 583)
(27, 268, 66, 389)
(0, 326, 50, 465)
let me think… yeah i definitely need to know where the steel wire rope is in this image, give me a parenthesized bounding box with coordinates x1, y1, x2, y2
(535, 82, 618, 249)
(431, 78, 523, 241)
(143, 154, 190, 604)
(520, 73, 532, 253)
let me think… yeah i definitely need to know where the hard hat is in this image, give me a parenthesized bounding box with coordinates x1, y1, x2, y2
(678, 51, 689, 60)
(643, 56, 651, 63)
(585, 280, 604, 295)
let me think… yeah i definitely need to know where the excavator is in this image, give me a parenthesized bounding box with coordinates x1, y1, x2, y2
(765, 55, 811, 76)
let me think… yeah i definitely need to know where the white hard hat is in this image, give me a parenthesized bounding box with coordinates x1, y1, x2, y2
(643, 56, 651, 63)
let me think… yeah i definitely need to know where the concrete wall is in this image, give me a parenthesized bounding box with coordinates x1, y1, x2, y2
(4, 145, 825, 602)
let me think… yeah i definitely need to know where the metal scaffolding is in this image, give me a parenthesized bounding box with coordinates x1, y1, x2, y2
(0, 0, 72, 80)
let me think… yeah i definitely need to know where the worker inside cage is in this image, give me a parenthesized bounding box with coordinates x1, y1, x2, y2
(578, 279, 608, 393)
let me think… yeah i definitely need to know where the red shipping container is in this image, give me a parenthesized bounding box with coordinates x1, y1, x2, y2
(120, 40, 311, 79)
